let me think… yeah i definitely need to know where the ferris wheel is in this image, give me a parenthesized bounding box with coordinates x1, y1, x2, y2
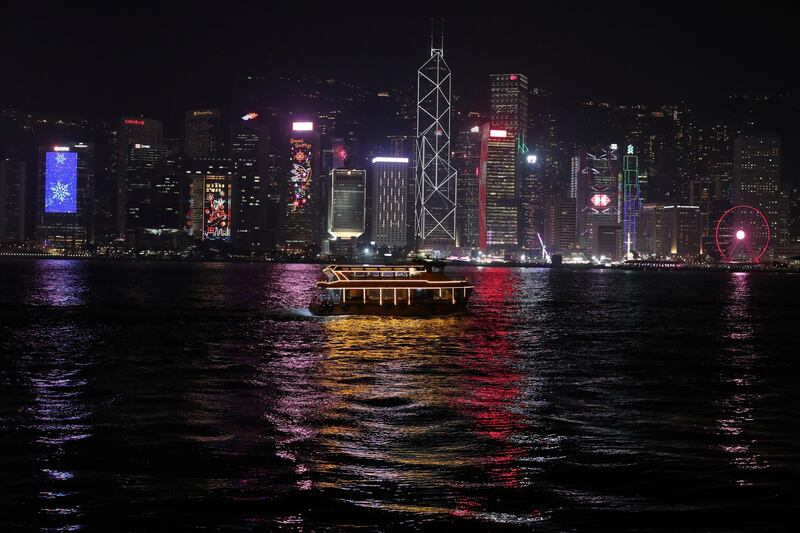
(714, 205, 771, 263)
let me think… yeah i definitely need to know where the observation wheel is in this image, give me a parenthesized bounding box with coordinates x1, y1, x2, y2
(714, 205, 770, 263)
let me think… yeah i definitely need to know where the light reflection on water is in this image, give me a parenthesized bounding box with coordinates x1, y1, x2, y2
(13, 262, 95, 530)
(716, 272, 768, 483)
(0, 261, 798, 530)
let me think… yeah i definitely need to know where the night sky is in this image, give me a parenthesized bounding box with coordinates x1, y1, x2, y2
(1, 3, 793, 116)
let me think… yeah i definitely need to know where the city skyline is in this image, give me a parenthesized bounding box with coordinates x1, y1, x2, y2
(2, 8, 799, 265)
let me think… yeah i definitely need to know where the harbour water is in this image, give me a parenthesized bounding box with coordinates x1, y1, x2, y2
(1, 260, 798, 530)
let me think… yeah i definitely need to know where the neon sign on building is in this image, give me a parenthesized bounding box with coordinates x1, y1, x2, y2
(44, 151, 78, 214)
(292, 121, 313, 132)
(203, 178, 231, 241)
(289, 138, 313, 212)
(591, 193, 611, 207)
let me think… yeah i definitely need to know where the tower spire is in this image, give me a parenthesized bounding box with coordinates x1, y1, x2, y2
(441, 17, 444, 54)
(430, 17, 434, 54)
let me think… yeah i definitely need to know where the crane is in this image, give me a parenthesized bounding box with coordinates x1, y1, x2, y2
(537, 233, 551, 263)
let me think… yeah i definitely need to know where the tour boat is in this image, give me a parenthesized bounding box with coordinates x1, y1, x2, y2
(309, 263, 473, 316)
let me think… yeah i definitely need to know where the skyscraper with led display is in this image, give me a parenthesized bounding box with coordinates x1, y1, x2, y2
(415, 39, 458, 249)
(185, 158, 236, 242)
(576, 144, 621, 255)
(283, 121, 320, 249)
(36, 143, 95, 251)
(372, 157, 409, 249)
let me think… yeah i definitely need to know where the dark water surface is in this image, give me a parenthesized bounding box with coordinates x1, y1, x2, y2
(1, 260, 798, 531)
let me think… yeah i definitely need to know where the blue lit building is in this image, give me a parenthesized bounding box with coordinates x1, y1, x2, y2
(36, 142, 95, 251)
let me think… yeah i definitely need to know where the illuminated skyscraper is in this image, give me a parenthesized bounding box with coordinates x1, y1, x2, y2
(185, 160, 234, 242)
(230, 116, 261, 162)
(36, 143, 95, 251)
(326, 168, 365, 258)
(415, 37, 458, 249)
(621, 144, 641, 258)
(638, 204, 701, 258)
(490, 73, 528, 145)
(328, 169, 365, 240)
(123, 143, 181, 242)
(372, 156, 409, 248)
(184, 109, 221, 160)
(638, 204, 666, 256)
(119, 117, 163, 149)
(452, 124, 481, 249)
(733, 133, 785, 245)
(116, 117, 164, 237)
(480, 74, 529, 252)
(480, 124, 517, 249)
(283, 121, 320, 249)
(664, 205, 702, 256)
(0, 159, 26, 244)
(543, 196, 576, 253)
(576, 144, 621, 253)
(230, 115, 267, 251)
(519, 153, 542, 251)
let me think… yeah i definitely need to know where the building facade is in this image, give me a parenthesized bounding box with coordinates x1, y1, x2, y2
(638, 203, 701, 258)
(184, 109, 222, 160)
(542, 196, 576, 254)
(372, 157, 409, 249)
(452, 125, 482, 249)
(480, 125, 518, 250)
(36, 143, 95, 251)
(733, 133, 785, 245)
(576, 145, 621, 253)
(283, 121, 320, 249)
(230, 116, 267, 251)
(116, 117, 165, 238)
(0, 159, 26, 244)
(328, 169, 366, 239)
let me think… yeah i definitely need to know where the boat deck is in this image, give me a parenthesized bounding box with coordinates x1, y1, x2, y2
(310, 264, 473, 316)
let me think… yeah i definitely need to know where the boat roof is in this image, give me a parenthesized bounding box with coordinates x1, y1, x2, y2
(324, 264, 427, 272)
(316, 277, 471, 289)
(317, 264, 471, 289)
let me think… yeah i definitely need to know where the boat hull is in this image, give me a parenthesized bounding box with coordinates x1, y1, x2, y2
(309, 301, 469, 317)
